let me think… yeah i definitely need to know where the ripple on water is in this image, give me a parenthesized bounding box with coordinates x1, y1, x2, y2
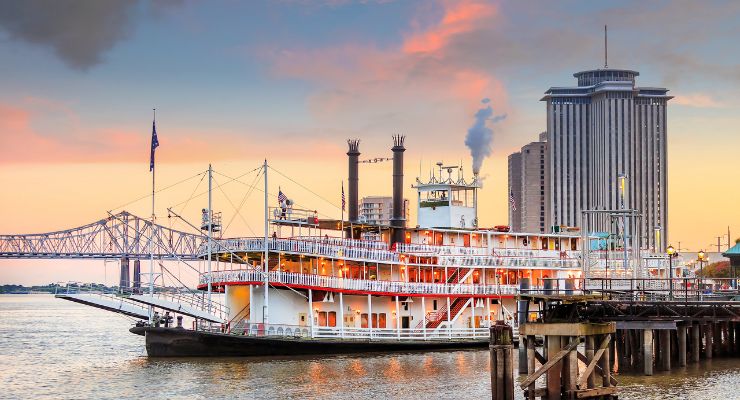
(1, 295, 739, 399)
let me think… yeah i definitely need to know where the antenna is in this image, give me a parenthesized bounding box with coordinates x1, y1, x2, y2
(604, 25, 608, 68)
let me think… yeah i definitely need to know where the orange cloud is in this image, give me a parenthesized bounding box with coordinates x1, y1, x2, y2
(403, 0, 496, 54)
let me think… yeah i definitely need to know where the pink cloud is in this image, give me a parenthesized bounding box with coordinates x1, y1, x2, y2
(672, 93, 723, 108)
(403, 0, 497, 54)
(0, 100, 343, 164)
(266, 0, 508, 126)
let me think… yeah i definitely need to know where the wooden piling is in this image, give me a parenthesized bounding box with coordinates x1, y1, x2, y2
(489, 322, 514, 400)
(659, 330, 671, 370)
(691, 323, 701, 363)
(526, 335, 536, 400)
(585, 335, 596, 389)
(519, 322, 617, 399)
(705, 323, 713, 359)
(677, 325, 687, 367)
(546, 336, 563, 400)
(643, 329, 653, 376)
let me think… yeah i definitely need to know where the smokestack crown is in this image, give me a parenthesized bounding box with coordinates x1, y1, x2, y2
(392, 134, 405, 151)
(347, 139, 360, 155)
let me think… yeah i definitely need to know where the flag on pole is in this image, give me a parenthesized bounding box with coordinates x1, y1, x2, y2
(149, 119, 159, 172)
(509, 189, 517, 211)
(341, 182, 346, 211)
(278, 187, 287, 204)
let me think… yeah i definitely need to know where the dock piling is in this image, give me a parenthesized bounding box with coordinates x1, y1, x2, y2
(489, 321, 514, 400)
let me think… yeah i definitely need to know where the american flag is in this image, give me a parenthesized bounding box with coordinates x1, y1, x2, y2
(341, 182, 346, 211)
(509, 189, 517, 211)
(278, 188, 287, 204)
(149, 119, 159, 172)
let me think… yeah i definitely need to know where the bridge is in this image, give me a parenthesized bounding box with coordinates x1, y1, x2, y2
(0, 211, 203, 260)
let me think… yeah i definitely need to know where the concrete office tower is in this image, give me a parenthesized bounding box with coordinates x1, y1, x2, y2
(360, 196, 409, 226)
(541, 69, 672, 251)
(508, 133, 550, 233)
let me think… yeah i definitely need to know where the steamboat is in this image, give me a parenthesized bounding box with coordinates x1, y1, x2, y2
(56, 136, 676, 357)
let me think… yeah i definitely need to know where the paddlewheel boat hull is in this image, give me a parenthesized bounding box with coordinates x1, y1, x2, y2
(132, 327, 489, 357)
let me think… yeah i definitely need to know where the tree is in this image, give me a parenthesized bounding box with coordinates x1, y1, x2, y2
(696, 261, 731, 278)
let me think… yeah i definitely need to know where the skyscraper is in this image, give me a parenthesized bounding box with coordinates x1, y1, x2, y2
(508, 132, 550, 233)
(541, 68, 672, 251)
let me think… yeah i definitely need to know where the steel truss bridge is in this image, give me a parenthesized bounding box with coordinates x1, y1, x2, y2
(0, 211, 203, 260)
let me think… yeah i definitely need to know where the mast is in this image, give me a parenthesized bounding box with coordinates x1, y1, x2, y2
(149, 109, 156, 322)
(207, 164, 213, 313)
(263, 159, 270, 324)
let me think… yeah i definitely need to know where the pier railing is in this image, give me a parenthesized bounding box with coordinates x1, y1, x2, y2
(586, 277, 740, 301)
(201, 269, 520, 296)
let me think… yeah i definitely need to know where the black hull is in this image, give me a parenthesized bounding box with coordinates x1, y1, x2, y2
(136, 327, 489, 357)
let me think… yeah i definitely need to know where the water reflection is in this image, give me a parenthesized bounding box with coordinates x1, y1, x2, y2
(1, 295, 739, 400)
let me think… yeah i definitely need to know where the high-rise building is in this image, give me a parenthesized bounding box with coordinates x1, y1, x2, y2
(508, 133, 550, 233)
(359, 196, 408, 226)
(541, 68, 672, 251)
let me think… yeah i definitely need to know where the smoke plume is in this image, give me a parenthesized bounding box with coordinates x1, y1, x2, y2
(464, 98, 506, 174)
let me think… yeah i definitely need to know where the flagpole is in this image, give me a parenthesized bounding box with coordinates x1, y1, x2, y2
(149, 108, 156, 323)
(341, 181, 345, 239)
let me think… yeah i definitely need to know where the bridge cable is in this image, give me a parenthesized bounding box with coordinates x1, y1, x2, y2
(211, 174, 258, 237)
(107, 170, 206, 214)
(168, 165, 262, 210)
(268, 165, 341, 210)
(219, 168, 262, 234)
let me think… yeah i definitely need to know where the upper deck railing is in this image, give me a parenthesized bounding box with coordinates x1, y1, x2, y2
(203, 237, 582, 269)
(201, 269, 522, 296)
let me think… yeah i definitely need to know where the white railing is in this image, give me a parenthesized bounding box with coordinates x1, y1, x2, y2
(396, 243, 489, 255)
(438, 255, 581, 269)
(201, 269, 520, 296)
(203, 238, 399, 263)
(312, 326, 490, 340)
(203, 322, 493, 341)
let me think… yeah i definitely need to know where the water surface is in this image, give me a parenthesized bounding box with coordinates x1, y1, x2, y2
(1, 295, 738, 399)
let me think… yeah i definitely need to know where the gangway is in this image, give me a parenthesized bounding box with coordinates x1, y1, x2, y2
(55, 284, 149, 319)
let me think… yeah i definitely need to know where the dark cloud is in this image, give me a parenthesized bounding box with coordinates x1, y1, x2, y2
(0, 0, 182, 70)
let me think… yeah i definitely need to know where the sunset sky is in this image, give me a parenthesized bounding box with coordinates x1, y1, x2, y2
(1, 0, 739, 285)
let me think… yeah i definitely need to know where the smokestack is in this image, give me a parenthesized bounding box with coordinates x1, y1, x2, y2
(391, 135, 406, 245)
(347, 139, 360, 230)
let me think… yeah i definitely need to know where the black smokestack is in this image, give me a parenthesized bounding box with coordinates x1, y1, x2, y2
(391, 135, 406, 245)
(347, 139, 360, 229)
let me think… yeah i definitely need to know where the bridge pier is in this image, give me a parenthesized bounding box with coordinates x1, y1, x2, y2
(133, 260, 141, 294)
(119, 258, 130, 291)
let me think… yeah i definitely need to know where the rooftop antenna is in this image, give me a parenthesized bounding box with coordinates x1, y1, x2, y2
(604, 25, 608, 68)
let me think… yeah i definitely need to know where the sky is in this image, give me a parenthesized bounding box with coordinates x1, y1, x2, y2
(1, 0, 739, 285)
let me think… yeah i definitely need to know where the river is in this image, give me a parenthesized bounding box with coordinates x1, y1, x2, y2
(1, 295, 738, 399)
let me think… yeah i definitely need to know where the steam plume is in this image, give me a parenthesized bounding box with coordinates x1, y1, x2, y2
(464, 98, 506, 174)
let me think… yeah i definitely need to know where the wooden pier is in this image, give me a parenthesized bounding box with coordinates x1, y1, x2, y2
(491, 282, 740, 399)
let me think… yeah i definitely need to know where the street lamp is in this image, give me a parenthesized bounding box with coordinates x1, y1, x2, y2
(697, 250, 707, 294)
(667, 245, 678, 300)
